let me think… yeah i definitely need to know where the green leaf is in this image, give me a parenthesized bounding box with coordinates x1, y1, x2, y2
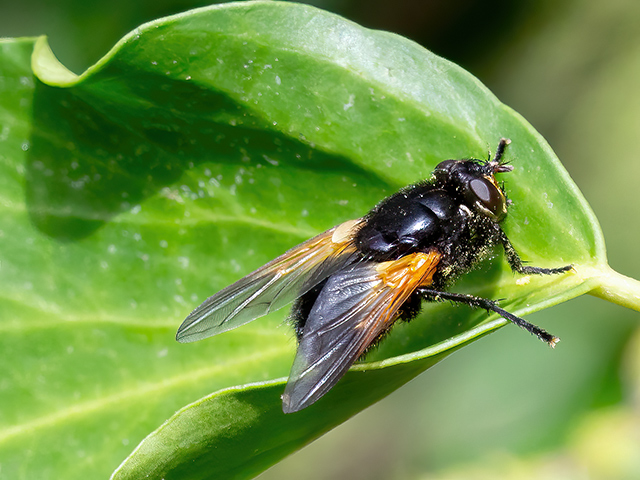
(1, 2, 638, 479)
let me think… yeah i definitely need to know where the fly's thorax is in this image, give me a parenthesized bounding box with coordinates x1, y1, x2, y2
(354, 185, 462, 261)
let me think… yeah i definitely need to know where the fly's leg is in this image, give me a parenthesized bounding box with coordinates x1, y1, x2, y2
(416, 287, 559, 347)
(498, 229, 573, 275)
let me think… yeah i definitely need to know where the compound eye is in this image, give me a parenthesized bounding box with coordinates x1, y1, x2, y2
(469, 177, 507, 221)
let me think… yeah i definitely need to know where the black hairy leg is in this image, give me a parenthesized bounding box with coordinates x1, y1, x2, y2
(497, 228, 573, 275)
(416, 287, 559, 347)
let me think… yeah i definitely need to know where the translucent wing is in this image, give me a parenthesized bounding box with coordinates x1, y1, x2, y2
(282, 251, 441, 413)
(176, 219, 363, 343)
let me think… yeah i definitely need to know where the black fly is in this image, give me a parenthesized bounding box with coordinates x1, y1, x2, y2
(176, 139, 572, 413)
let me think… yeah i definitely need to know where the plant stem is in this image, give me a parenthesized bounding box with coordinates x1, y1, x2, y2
(588, 265, 640, 312)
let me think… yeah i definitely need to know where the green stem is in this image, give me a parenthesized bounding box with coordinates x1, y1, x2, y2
(588, 265, 640, 312)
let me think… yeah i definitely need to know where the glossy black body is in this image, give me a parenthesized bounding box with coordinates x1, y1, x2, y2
(292, 149, 570, 342)
(355, 187, 466, 262)
(293, 182, 496, 338)
(177, 139, 573, 413)
(354, 156, 510, 271)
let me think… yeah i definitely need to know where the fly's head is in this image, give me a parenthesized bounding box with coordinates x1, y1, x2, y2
(433, 139, 513, 222)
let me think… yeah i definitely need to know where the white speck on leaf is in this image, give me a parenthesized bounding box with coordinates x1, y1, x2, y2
(343, 94, 355, 111)
(263, 155, 279, 166)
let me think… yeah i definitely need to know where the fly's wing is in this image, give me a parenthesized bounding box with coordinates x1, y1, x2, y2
(176, 219, 363, 343)
(282, 251, 441, 413)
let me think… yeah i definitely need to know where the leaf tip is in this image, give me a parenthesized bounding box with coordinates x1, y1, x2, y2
(32, 35, 79, 86)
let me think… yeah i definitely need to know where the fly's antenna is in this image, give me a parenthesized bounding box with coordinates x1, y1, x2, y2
(488, 138, 513, 173)
(493, 138, 510, 163)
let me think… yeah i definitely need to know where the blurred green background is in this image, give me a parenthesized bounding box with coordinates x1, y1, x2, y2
(4, 0, 640, 478)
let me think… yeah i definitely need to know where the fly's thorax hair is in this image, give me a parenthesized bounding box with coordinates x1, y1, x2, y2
(431, 209, 503, 288)
(362, 179, 432, 217)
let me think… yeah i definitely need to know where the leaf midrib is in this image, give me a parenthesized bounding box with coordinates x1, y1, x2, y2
(0, 345, 290, 444)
